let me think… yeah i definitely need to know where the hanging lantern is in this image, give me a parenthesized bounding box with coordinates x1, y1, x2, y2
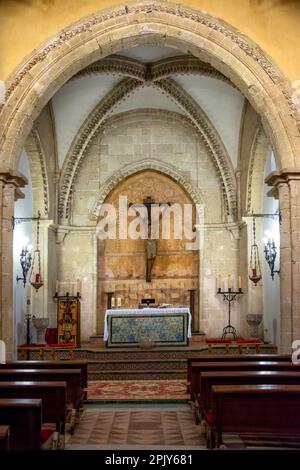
(249, 217, 262, 286)
(30, 212, 44, 292)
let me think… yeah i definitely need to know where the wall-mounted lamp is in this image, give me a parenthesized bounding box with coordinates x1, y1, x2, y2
(16, 244, 33, 287)
(14, 211, 43, 290)
(263, 238, 280, 280)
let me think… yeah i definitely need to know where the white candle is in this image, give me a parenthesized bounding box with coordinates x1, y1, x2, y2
(111, 297, 115, 308)
(117, 297, 121, 307)
(26, 283, 31, 315)
(217, 273, 221, 289)
(77, 278, 81, 293)
(228, 273, 232, 289)
(238, 275, 242, 289)
(55, 280, 59, 293)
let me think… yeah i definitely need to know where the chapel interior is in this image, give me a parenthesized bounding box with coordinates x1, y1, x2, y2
(0, 0, 300, 452)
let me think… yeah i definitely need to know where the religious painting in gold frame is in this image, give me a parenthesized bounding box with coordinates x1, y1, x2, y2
(57, 297, 81, 346)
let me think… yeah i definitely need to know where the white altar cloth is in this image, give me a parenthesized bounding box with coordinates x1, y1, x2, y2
(104, 307, 192, 341)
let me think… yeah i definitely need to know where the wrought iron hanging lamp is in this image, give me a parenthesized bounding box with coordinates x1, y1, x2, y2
(30, 213, 44, 292)
(249, 217, 262, 286)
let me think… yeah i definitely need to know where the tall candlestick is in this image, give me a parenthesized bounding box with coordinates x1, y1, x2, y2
(26, 284, 31, 315)
(228, 273, 232, 289)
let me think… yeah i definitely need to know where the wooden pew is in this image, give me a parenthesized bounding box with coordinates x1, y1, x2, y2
(196, 370, 300, 423)
(0, 369, 81, 433)
(0, 381, 66, 447)
(187, 354, 291, 391)
(207, 384, 300, 448)
(0, 360, 88, 399)
(0, 399, 42, 450)
(0, 425, 10, 450)
(189, 361, 298, 402)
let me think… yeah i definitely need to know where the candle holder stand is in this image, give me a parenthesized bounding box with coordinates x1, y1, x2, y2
(217, 288, 244, 340)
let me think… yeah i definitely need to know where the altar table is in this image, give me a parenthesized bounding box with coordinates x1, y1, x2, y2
(104, 308, 192, 348)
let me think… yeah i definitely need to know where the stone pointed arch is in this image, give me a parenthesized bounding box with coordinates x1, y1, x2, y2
(155, 78, 237, 218)
(1, 0, 299, 175)
(24, 128, 49, 216)
(91, 158, 205, 220)
(246, 126, 271, 214)
(58, 77, 143, 221)
(59, 78, 236, 222)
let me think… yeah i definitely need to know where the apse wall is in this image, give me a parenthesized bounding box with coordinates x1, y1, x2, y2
(57, 110, 243, 340)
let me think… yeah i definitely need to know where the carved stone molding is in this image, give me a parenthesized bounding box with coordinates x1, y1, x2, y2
(246, 126, 269, 213)
(0, 168, 28, 188)
(72, 55, 235, 88)
(72, 55, 147, 82)
(25, 128, 49, 215)
(58, 77, 143, 220)
(2, 0, 298, 126)
(91, 158, 204, 220)
(156, 78, 237, 218)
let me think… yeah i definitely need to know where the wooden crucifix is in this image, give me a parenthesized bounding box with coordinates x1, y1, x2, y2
(143, 196, 171, 282)
(143, 196, 157, 282)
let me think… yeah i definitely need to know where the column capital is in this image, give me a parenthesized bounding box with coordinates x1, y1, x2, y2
(0, 167, 28, 188)
(265, 168, 300, 187)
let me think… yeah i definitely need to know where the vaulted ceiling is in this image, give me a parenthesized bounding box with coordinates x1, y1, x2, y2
(51, 45, 245, 170)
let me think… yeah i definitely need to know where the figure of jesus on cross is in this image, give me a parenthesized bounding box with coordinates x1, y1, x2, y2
(143, 196, 158, 282)
(143, 196, 170, 282)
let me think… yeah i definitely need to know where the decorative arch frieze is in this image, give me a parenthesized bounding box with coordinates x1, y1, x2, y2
(155, 78, 237, 218)
(91, 158, 205, 220)
(246, 125, 270, 213)
(25, 128, 49, 215)
(1, 0, 300, 182)
(72, 55, 235, 88)
(59, 76, 236, 222)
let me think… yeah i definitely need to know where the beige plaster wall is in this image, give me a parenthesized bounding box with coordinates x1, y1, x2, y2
(1, 1, 299, 84)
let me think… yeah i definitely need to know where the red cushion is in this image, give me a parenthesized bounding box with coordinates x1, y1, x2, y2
(236, 339, 263, 344)
(41, 429, 53, 444)
(205, 409, 213, 425)
(45, 328, 58, 345)
(206, 339, 233, 344)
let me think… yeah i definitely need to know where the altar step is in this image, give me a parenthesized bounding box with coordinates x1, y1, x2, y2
(87, 358, 187, 380)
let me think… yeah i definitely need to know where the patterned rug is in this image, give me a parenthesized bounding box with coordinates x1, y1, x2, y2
(88, 379, 189, 401)
(66, 408, 205, 448)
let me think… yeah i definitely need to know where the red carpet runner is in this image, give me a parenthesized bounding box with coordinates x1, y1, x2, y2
(88, 379, 189, 401)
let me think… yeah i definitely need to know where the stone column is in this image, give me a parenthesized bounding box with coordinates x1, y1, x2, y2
(265, 170, 300, 353)
(0, 168, 27, 359)
(278, 181, 292, 353)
